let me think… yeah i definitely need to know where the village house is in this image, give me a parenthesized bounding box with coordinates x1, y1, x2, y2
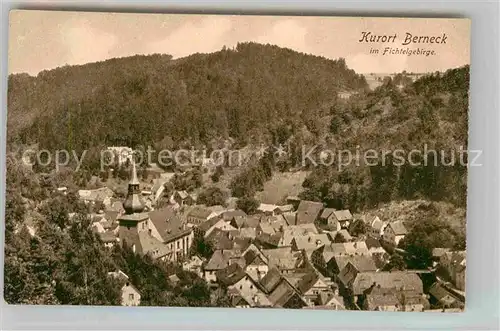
(310, 241, 371, 276)
(284, 271, 332, 307)
(428, 282, 463, 309)
(439, 251, 466, 291)
(217, 264, 272, 308)
(148, 207, 194, 262)
(295, 200, 324, 225)
(108, 270, 141, 306)
(318, 208, 340, 231)
(78, 187, 114, 206)
(383, 221, 408, 246)
(203, 249, 245, 283)
(285, 196, 301, 210)
(243, 249, 269, 280)
(279, 224, 319, 246)
(173, 190, 195, 206)
(99, 231, 118, 248)
(186, 206, 218, 225)
(348, 271, 425, 308)
(363, 215, 387, 239)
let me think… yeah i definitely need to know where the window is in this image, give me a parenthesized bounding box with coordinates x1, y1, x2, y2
(129, 294, 134, 300)
(177, 241, 180, 249)
(250, 285, 253, 289)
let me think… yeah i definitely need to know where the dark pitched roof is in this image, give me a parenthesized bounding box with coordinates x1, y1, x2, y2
(204, 250, 234, 271)
(295, 271, 320, 294)
(296, 200, 323, 225)
(198, 217, 221, 232)
(320, 208, 336, 219)
(216, 263, 246, 286)
(268, 280, 304, 308)
(243, 250, 266, 266)
(259, 268, 283, 293)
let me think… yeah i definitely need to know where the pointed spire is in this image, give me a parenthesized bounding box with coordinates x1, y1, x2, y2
(130, 156, 140, 185)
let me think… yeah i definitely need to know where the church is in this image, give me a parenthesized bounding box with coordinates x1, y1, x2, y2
(118, 159, 194, 262)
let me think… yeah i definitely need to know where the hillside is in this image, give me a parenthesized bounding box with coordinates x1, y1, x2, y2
(7, 42, 367, 154)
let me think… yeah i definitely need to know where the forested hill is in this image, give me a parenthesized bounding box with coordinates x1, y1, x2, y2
(7, 42, 367, 150)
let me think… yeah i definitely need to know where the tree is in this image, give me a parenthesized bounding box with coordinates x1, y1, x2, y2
(236, 196, 259, 215)
(383, 253, 406, 271)
(348, 219, 367, 237)
(196, 187, 227, 207)
(399, 218, 459, 269)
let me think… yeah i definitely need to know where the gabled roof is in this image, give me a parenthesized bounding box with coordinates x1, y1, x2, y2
(389, 221, 408, 235)
(216, 263, 246, 286)
(281, 212, 297, 226)
(337, 229, 352, 241)
(335, 255, 378, 273)
(99, 231, 117, 243)
(149, 207, 191, 242)
(259, 268, 283, 293)
(222, 210, 247, 221)
(175, 190, 189, 200)
(268, 280, 305, 308)
(320, 208, 336, 219)
(333, 210, 353, 222)
(187, 206, 213, 219)
(295, 271, 320, 294)
(198, 217, 222, 232)
(204, 250, 235, 271)
(243, 250, 266, 266)
(296, 200, 324, 225)
(351, 271, 423, 296)
(138, 231, 171, 259)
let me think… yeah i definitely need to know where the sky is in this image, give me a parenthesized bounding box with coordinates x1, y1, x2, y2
(8, 11, 470, 76)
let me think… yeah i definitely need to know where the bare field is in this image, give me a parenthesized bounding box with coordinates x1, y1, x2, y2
(255, 171, 311, 204)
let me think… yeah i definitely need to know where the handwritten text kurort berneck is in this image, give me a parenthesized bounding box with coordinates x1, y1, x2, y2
(358, 32, 447, 45)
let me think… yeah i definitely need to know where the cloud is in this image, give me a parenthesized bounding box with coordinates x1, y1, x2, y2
(59, 18, 118, 66)
(146, 16, 233, 58)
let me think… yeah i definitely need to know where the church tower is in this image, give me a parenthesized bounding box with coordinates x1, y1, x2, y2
(118, 156, 149, 253)
(123, 159, 145, 214)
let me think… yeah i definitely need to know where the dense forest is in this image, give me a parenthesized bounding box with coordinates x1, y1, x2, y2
(7, 42, 367, 154)
(4, 43, 470, 304)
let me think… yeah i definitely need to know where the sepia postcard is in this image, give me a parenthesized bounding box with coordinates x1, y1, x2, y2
(4, 11, 470, 312)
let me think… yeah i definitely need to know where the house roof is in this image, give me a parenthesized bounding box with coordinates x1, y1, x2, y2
(334, 255, 378, 273)
(294, 271, 320, 294)
(281, 224, 319, 246)
(351, 271, 423, 296)
(281, 212, 297, 226)
(320, 208, 336, 219)
(149, 207, 191, 242)
(198, 217, 222, 232)
(296, 200, 323, 225)
(268, 280, 303, 308)
(258, 203, 279, 213)
(138, 231, 171, 259)
(222, 210, 247, 221)
(242, 215, 261, 228)
(187, 206, 213, 219)
(216, 263, 246, 286)
(276, 205, 294, 213)
(292, 234, 331, 251)
(256, 233, 281, 248)
(389, 221, 408, 235)
(259, 268, 283, 293)
(78, 187, 114, 202)
(317, 291, 345, 308)
(333, 210, 353, 222)
(237, 227, 257, 239)
(204, 249, 238, 271)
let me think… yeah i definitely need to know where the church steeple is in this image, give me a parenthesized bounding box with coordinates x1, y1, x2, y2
(123, 156, 145, 214)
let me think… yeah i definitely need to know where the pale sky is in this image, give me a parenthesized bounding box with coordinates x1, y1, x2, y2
(8, 10, 470, 76)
